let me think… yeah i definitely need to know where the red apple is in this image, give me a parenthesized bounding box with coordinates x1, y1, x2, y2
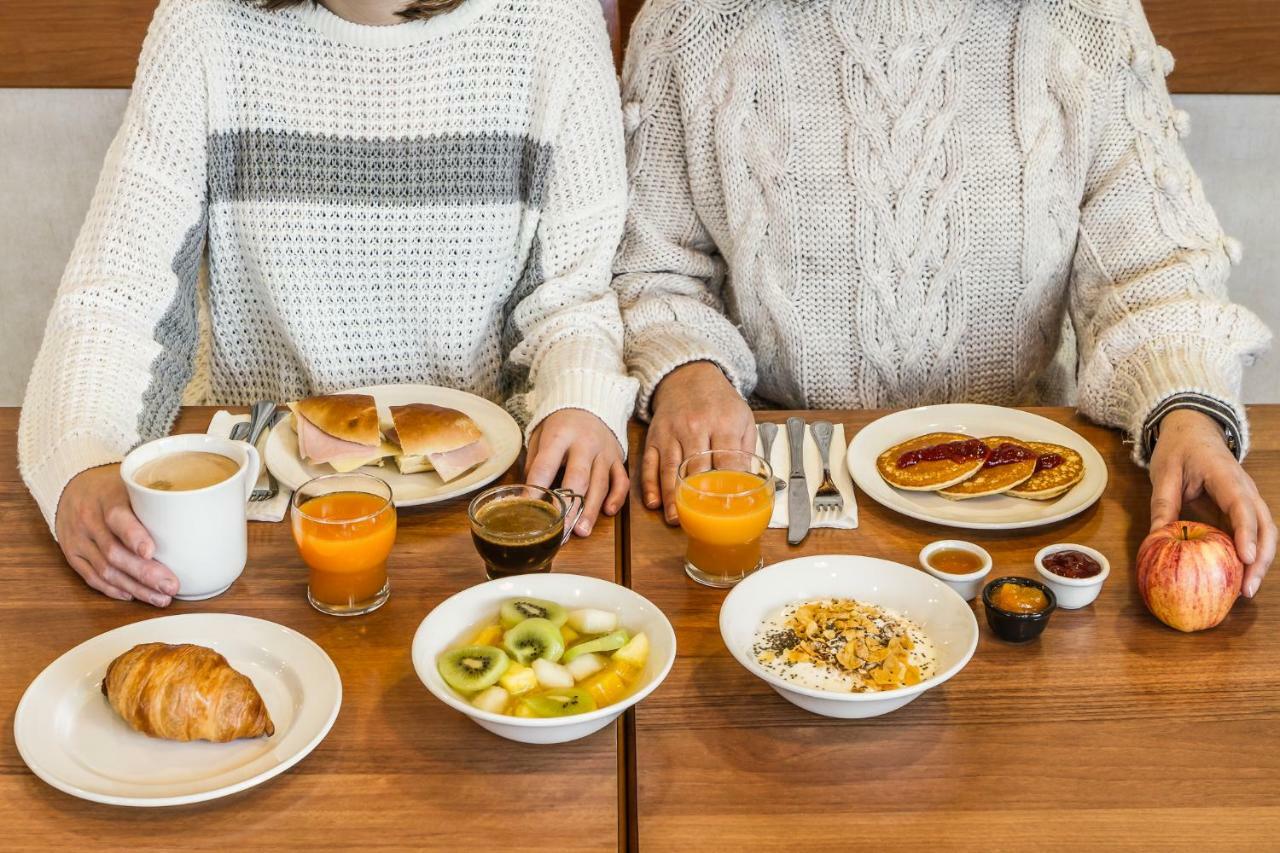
(1137, 521, 1243, 632)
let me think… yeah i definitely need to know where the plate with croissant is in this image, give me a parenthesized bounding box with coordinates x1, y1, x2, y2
(14, 613, 341, 807)
(847, 404, 1108, 530)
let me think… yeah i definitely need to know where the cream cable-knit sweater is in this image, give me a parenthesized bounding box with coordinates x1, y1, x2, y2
(19, 0, 638, 529)
(615, 0, 1270, 459)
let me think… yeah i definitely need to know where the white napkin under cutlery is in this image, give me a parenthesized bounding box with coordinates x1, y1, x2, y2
(207, 410, 291, 522)
(756, 422, 859, 530)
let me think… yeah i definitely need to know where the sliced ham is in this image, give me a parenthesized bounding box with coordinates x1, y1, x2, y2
(427, 438, 492, 482)
(295, 412, 381, 464)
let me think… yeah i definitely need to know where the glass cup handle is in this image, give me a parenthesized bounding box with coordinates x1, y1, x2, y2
(553, 488, 585, 544)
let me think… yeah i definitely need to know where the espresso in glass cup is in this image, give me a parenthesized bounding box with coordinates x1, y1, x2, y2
(468, 485, 584, 579)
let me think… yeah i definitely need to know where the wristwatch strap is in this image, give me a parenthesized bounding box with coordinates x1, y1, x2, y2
(1142, 393, 1243, 462)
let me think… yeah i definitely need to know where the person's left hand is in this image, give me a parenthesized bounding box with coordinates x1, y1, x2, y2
(526, 408, 628, 538)
(1149, 408, 1276, 598)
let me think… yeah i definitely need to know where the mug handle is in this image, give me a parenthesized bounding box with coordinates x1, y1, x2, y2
(552, 488, 585, 544)
(241, 444, 262, 502)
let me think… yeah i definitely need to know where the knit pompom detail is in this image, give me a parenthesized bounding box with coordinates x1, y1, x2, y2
(1223, 236, 1245, 266)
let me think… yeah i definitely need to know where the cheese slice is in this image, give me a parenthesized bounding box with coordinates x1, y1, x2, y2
(394, 453, 435, 475)
(326, 442, 399, 473)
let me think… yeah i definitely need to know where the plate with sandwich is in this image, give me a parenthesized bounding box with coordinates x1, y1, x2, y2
(265, 384, 522, 507)
(847, 404, 1107, 530)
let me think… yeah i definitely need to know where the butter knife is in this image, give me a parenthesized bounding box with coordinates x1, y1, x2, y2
(785, 417, 810, 545)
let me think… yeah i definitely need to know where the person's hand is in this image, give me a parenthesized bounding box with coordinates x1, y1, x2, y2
(55, 465, 179, 606)
(643, 361, 755, 524)
(1149, 409, 1275, 598)
(526, 408, 628, 537)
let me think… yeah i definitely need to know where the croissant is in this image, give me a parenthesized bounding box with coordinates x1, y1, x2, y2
(102, 643, 275, 742)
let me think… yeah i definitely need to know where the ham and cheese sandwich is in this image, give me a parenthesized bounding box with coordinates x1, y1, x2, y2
(289, 394, 397, 473)
(388, 403, 491, 482)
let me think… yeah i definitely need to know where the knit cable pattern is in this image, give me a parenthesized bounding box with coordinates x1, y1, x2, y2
(616, 0, 1269, 451)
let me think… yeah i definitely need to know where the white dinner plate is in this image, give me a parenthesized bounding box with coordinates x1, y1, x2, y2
(847, 404, 1108, 530)
(14, 613, 341, 807)
(265, 383, 523, 507)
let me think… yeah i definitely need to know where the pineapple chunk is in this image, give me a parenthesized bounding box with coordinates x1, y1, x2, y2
(499, 661, 538, 695)
(470, 624, 503, 646)
(559, 624, 580, 644)
(611, 632, 649, 670)
(581, 668, 629, 708)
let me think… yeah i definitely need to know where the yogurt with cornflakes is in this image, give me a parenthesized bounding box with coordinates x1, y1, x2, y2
(751, 598, 937, 693)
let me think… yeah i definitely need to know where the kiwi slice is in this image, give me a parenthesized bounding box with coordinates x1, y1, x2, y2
(438, 645, 509, 693)
(561, 629, 630, 664)
(519, 687, 598, 718)
(500, 598, 569, 629)
(503, 617, 566, 664)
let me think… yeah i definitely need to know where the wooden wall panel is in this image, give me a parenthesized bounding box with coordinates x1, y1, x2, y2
(1145, 0, 1280, 94)
(0, 0, 1276, 92)
(0, 0, 620, 87)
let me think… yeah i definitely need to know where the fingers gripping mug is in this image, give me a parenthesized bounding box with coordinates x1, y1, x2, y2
(121, 434, 262, 600)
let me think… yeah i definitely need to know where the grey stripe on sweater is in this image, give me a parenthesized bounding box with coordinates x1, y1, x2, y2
(208, 130, 553, 208)
(138, 210, 207, 445)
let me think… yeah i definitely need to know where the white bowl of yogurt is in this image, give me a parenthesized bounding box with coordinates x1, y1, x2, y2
(720, 555, 979, 718)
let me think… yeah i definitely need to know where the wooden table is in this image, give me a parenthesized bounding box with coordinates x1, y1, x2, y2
(625, 408, 1280, 851)
(0, 408, 623, 851)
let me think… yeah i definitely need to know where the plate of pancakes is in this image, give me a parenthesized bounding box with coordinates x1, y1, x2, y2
(847, 404, 1107, 530)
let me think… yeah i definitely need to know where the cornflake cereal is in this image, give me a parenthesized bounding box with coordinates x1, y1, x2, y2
(752, 599, 937, 693)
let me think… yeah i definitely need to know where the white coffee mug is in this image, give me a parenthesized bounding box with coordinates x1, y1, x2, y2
(121, 434, 261, 601)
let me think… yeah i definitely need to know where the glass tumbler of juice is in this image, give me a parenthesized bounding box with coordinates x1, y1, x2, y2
(675, 450, 774, 588)
(291, 472, 396, 616)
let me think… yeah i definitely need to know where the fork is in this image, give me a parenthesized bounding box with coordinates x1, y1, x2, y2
(811, 421, 843, 515)
(229, 401, 280, 502)
(253, 409, 289, 502)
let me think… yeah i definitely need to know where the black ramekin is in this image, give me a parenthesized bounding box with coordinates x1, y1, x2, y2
(982, 576, 1057, 643)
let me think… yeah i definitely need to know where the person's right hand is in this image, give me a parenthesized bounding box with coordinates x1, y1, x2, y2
(55, 465, 179, 606)
(643, 361, 756, 524)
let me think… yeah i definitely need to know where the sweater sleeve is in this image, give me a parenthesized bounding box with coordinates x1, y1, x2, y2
(501, 0, 639, 454)
(1070, 3, 1271, 464)
(18, 0, 209, 531)
(612, 3, 758, 420)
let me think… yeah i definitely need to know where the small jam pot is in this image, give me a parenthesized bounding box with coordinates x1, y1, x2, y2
(1034, 543, 1110, 610)
(918, 540, 992, 602)
(982, 576, 1056, 643)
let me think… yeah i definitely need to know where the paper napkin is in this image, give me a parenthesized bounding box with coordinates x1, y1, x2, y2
(756, 422, 858, 530)
(207, 410, 291, 522)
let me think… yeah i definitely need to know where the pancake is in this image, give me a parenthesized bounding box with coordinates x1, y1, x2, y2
(1007, 441, 1085, 500)
(876, 432, 989, 491)
(938, 436, 1038, 500)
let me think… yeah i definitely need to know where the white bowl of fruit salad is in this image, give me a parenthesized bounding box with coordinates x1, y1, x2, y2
(412, 574, 676, 744)
(720, 554, 979, 719)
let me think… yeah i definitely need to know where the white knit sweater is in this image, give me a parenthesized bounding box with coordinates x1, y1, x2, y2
(19, 0, 638, 529)
(615, 0, 1271, 458)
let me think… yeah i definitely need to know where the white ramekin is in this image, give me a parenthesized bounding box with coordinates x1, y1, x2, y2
(918, 540, 993, 602)
(1034, 543, 1110, 610)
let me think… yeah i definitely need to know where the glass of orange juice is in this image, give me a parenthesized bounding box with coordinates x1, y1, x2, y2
(675, 449, 774, 588)
(291, 472, 397, 616)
